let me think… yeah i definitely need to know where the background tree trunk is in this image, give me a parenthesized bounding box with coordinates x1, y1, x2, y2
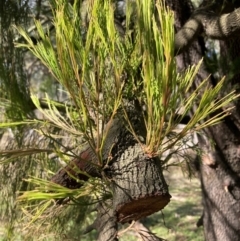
(200, 123, 240, 241)
(167, 0, 240, 240)
(200, 27, 240, 241)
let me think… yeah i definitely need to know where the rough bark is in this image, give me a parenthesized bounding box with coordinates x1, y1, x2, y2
(200, 124, 240, 241)
(51, 105, 144, 189)
(175, 4, 240, 54)
(51, 118, 125, 189)
(111, 143, 171, 223)
(197, 17, 240, 241)
(95, 200, 118, 241)
(164, 1, 240, 240)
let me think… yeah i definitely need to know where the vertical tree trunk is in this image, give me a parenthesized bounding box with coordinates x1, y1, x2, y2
(200, 123, 240, 241)
(200, 25, 240, 241)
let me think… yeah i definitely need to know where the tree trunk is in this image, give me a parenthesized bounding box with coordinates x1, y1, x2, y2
(200, 123, 240, 241)
(199, 27, 240, 241)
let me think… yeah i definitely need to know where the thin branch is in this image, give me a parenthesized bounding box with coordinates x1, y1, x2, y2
(131, 220, 166, 241)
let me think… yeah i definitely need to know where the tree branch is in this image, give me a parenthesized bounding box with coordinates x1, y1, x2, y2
(131, 220, 166, 241)
(175, 7, 240, 54)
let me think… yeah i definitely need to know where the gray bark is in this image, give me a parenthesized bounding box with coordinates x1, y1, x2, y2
(200, 124, 240, 241)
(175, 6, 240, 54)
(51, 104, 145, 189)
(95, 200, 118, 241)
(51, 118, 126, 189)
(111, 143, 171, 223)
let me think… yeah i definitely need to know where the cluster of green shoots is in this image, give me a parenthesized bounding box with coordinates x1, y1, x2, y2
(16, 0, 236, 158)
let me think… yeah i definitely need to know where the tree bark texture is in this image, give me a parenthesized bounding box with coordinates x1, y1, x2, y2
(200, 124, 240, 241)
(199, 22, 240, 241)
(111, 143, 171, 223)
(95, 200, 118, 241)
(51, 105, 145, 189)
